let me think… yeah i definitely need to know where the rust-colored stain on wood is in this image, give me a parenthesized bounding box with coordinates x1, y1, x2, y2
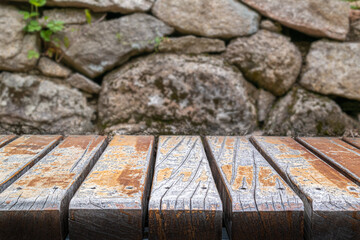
(205, 136, 303, 240)
(265, 137, 359, 194)
(298, 137, 360, 184)
(0, 135, 106, 199)
(71, 135, 154, 200)
(0, 135, 106, 240)
(149, 136, 222, 240)
(69, 135, 154, 240)
(251, 136, 360, 240)
(0, 135, 62, 193)
(0, 135, 16, 148)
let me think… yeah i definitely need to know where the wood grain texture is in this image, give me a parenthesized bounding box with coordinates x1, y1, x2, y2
(149, 136, 222, 240)
(343, 137, 360, 150)
(0, 135, 62, 193)
(251, 136, 360, 240)
(297, 137, 360, 185)
(69, 135, 155, 240)
(204, 136, 304, 240)
(0, 135, 107, 240)
(0, 135, 17, 148)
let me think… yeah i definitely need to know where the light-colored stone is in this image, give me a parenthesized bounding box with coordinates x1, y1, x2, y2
(260, 20, 282, 33)
(152, 0, 259, 39)
(41, 8, 103, 25)
(0, 72, 94, 134)
(56, 13, 173, 78)
(225, 30, 302, 96)
(9, 0, 154, 13)
(158, 36, 226, 54)
(67, 73, 101, 94)
(0, 4, 39, 72)
(99, 54, 257, 135)
(300, 40, 360, 101)
(257, 89, 276, 123)
(38, 57, 72, 78)
(264, 86, 359, 136)
(242, 0, 350, 40)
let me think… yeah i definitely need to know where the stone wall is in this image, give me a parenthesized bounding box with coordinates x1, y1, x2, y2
(1, 0, 360, 136)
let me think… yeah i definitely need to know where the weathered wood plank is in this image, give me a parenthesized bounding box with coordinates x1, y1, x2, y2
(297, 137, 360, 185)
(0, 135, 17, 148)
(204, 136, 304, 240)
(0, 135, 62, 193)
(0, 135, 107, 240)
(343, 137, 360, 150)
(251, 136, 360, 240)
(149, 136, 222, 240)
(69, 135, 155, 240)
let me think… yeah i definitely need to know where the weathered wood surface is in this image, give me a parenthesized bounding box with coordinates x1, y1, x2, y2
(0, 135, 107, 240)
(69, 135, 155, 240)
(149, 136, 222, 240)
(251, 136, 360, 240)
(343, 137, 360, 149)
(297, 137, 360, 185)
(204, 136, 304, 240)
(0, 135, 62, 193)
(0, 135, 16, 148)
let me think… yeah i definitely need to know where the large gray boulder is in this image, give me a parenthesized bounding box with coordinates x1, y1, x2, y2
(152, 0, 259, 39)
(9, 0, 154, 13)
(0, 72, 94, 134)
(0, 4, 39, 72)
(56, 13, 173, 78)
(99, 54, 258, 135)
(300, 40, 360, 101)
(264, 86, 359, 136)
(225, 30, 302, 96)
(242, 0, 350, 40)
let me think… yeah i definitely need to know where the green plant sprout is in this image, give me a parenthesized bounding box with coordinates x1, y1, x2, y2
(342, 0, 360, 10)
(21, 0, 95, 61)
(20, 0, 65, 60)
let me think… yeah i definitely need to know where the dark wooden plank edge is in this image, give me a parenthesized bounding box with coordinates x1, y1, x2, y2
(201, 137, 230, 237)
(142, 136, 157, 239)
(0, 135, 18, 148)
(342, 137, 360, 150)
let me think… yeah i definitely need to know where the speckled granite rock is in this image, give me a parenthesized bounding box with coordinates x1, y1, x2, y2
(99, 54, 258, 135)
(0, 72, 94, 134)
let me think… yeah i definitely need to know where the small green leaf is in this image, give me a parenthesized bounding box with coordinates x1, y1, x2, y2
(19, 11, 30, 20)
(27, 50, 40, 60)
(29, 0, 47, 7)
(63, 36, 70, 48)
(30, 12, 39, 17)
(351, 5, 360, 9)
(116, 33, 122, 41)
(24, 20, 42, 32)
(40, 30, 53, 42)
(44, 16, 49, 21)
(46, 48, 54, 58)
(85, 9, 92, 25)
(47, 20, 64, 32)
